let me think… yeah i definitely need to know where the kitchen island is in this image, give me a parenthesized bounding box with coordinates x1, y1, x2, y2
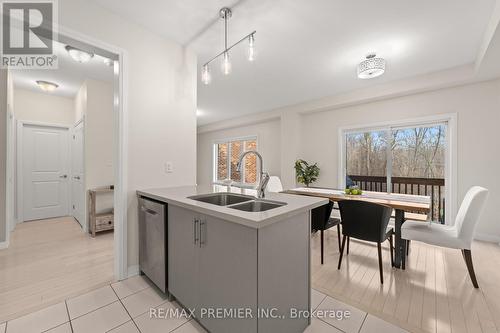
(137, 185, 328, 333)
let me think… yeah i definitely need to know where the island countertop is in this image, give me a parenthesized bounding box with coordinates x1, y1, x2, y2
(137, 185, 328, 229)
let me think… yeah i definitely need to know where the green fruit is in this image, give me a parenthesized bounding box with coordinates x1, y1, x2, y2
(344, 188, 351, 194)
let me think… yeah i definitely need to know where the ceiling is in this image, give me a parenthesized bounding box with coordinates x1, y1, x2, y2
(91, 0, 496, 125)
(12, 41, 114, 98)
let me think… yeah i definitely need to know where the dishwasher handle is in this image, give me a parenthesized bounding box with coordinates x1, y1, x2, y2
(141, 206, 159, 216)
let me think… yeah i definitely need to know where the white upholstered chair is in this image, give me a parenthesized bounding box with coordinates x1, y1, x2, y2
(266, 176, 283, 193)
(401, 186, 489, 288)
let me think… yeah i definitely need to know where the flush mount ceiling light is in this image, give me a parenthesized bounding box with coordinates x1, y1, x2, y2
(36, 80, 58, 92)
(357, 54, 386, 79)
(65, 45, 94, 63)
(201, 7, 256, 85)
(103, 58, 114, 67)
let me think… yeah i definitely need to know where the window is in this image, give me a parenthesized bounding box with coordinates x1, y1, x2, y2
(342, 120, 449, 223)
(214, 137, 258, 185)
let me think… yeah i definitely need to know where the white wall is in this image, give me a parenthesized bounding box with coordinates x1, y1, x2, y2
(76, 79, 114, 215)
(198, 79, 500, 241)
(76, 79, 114, 190)
(60, 0, 197, 272)
(197, 119, 281, 186)
(0, 70, 7, 244)
(13, 89, 75, 125)
(6, 71, 15, 237)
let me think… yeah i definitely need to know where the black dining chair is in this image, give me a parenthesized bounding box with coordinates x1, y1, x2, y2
(337, 200, 394, 284)
(311, 201, 341, 264)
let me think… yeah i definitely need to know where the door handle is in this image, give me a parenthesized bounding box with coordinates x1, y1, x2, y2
(73, 176, 80, 180)
(60, 174, 68, 179)
(193, 218, 199, 244)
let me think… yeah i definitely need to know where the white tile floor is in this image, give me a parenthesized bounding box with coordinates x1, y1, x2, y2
(0, 275, 409, 333)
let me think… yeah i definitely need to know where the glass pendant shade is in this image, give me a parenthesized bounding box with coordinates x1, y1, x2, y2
(247, 34, 256, 61)
(201, 65, 211, 85)
(221, 51, 232, 75)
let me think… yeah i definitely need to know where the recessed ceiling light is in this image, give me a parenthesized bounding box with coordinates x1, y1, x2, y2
(65, 45, 94, 63)
(36, 80, 59, 92)
(357, 54, 386, 79)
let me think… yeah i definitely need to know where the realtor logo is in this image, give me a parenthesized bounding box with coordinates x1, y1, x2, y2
(1, 0, 58, 69)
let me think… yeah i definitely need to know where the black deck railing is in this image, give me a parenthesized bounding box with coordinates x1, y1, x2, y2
(348, 175, 445, 222)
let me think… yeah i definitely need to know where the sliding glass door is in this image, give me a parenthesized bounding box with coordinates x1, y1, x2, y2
(345, 130, 389, 192)
(343, 122, 447, 223)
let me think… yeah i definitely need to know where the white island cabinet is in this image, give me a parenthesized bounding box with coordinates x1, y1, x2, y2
(137, 186, 328, 333)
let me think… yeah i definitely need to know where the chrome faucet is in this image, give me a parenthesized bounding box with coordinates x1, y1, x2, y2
(236, 150, 270, 198)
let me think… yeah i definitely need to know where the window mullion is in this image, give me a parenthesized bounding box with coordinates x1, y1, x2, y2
(241, 141, 245, 184)
(227, 141, 231, 181)
(213, 144, 216, 182)
(386, 129, 393, 193)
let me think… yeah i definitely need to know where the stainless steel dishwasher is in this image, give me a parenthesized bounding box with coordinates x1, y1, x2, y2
(139, 197, 167, 293)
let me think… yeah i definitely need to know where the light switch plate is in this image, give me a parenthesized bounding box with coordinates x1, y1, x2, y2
(165, 162, 174, 173)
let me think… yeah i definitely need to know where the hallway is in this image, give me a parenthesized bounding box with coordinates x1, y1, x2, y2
(0, 217, 114, 322)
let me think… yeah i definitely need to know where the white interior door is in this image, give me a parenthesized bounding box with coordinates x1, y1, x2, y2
(71, 121, 85, 227)
(22, 124, 70, 221)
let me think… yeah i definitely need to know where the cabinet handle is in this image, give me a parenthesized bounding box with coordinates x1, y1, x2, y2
(199, 220, 206, 248)
(193, 219, 199, 244)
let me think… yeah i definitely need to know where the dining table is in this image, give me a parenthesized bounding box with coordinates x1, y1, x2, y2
(282, 187, 431, 269)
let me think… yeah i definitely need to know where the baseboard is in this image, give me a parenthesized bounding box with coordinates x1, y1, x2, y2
(474, 232, 500, 244)
(127, 265, 140, 278)
(0, 240, 9, 250)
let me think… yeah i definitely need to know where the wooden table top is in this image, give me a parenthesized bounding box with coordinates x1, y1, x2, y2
(283, 187, 431, 213)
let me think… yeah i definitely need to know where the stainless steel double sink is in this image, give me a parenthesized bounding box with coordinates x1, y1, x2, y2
(188, 193, 286, 212)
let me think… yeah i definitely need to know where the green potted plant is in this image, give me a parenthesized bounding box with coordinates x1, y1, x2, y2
(294, 159, 320, 187)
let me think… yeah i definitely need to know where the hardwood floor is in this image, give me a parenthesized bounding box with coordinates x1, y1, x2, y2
(311, 228, 500, 333)
(0, 217, 114, 323)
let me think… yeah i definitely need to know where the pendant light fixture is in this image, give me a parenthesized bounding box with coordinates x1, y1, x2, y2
(201, 7, 256, 85)
(357, 53, 386, 79)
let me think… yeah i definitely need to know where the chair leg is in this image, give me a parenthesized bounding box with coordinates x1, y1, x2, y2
(462, 249, 479, 288)
(402, 239, 406, 270)
(337, 235, 347, 270)
(320, 230, 324, 265)
(336, 224, 341, 253)
(406, 240, 410, 256)
(377, 242, 384, 284)
(346, 236, 350, 255)
(389, 234, 394, 267)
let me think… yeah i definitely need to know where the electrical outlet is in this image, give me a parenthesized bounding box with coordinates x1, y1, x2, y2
(165, 162, 174, 173)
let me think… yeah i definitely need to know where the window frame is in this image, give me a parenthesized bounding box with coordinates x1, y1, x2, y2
(212, 135, 259, 187)
(338, 114, 457, 225)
